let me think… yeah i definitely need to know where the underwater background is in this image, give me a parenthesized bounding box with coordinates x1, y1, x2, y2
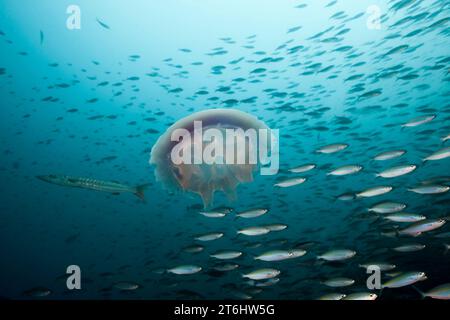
(0, 0, 449, 300)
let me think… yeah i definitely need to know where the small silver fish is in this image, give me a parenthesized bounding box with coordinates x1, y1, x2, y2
(274, 177, 306, 187)
(263, 223, 288, 231)
(393, 244, 426, 252)
(376, 165, 416, 178)
(23, 287, 52, 297)
(167, 265, 202, 275)
(213, 263, 239, 272)
(199, 211, 227, 218)
(328, 165, 362, 176)
(442, 134, 450, 142)
(343, 292, 378, 300)
(318, 293, 346, 300)
(322, 277, 355, 287)
(210, 250, 242, 260)
(401, 115, 435, 127)
(182, 245, 204, 253)
(236, 208, 268, 218)
(368, 202, 406, 214)
(384, 213, 426, 223)
(254, 249, 306, 261)
(316, 143, 349, 154)
(336, 192, 356, 201)
(424, 146, 450, 161)
(199, 207, 232, 217)
(373, 150, 406, 161)
(382, 271, 427, 288)
(318, 249, 356, 261)
(398, 219, 446, 236)
(359, 263, 396, 271)
(357, 186, 393, 197)
(195, 232, 224, 241)
(231, 291, 252, 300)
(237, 226, 271, 236)
(245, 278, 280, 287)
(408, 185, 449, 194)
(113, 281, 140, 291)
(242, 268, 280, 280)
(415, 283, 450, 300)
(434, 232, 450, 239)
(289, 164, 316, 173)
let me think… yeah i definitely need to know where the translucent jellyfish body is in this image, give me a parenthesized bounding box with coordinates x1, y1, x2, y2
(150, 109, 275, 208)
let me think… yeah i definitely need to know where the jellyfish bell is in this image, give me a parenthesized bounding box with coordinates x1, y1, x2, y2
(150, 108, 276, 208)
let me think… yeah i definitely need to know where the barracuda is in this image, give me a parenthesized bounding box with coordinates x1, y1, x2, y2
(37, 174, 149, 200)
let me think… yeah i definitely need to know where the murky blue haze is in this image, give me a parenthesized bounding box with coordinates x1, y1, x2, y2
(0, 0, 449, 300)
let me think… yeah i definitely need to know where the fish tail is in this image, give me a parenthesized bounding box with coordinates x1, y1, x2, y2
(314, 258, 325, 267)
(394, 227, 400, 238)
(134, 183, 151, 201)
(444, 245, 448, 255)
(412, 285, 426, 299)
(370, 214, 382, 226)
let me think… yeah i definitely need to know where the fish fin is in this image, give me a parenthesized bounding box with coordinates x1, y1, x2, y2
(134, 183, 151, 201)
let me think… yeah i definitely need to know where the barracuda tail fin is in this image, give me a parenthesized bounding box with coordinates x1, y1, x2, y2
(134, 183, 151, 201)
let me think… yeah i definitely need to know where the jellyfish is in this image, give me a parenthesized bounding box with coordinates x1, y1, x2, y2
(150, 109, 275, 208)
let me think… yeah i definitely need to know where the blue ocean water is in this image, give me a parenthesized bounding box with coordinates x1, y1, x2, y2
(0, 0, 449, 300)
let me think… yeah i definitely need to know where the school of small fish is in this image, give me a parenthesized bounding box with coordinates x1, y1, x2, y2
(0, 0, 449, 300)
